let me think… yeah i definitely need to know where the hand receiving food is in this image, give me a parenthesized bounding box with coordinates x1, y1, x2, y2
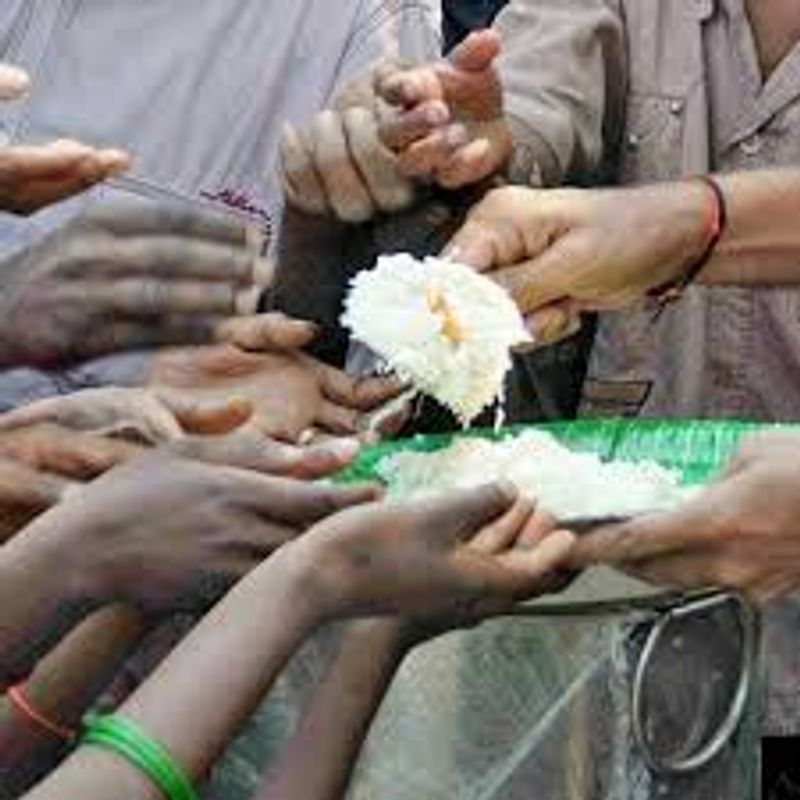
(377, 30, 511, 189)
(280, 61, 415, 223)
(0, 62, 130, 214)
(570, 432, 800, 602)
(285, 484, 574, 621)
(0, 200, 311, 368)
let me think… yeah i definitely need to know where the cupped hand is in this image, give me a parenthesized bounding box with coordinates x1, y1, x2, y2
(377, 30, 511, 189)
(448, 183, 712, 343)
(150, 343, 405, 442)
(0, 200, 310, 368)
(569, 432, 800, 602)
(289, 485, 575, 621)
(280, 61, 416, 223)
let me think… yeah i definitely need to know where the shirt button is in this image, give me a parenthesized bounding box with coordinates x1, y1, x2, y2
(669, 99, 684, 116)
(740, 134, 764, 157)
(627, 132, 641, 149)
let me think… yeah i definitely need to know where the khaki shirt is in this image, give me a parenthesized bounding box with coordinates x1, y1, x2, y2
(497, 0, 800, 735)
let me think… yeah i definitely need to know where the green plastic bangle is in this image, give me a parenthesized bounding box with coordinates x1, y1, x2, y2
(81, 714, 197, 800)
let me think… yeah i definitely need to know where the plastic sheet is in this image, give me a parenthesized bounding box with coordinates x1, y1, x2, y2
(206, 420, 772, 800)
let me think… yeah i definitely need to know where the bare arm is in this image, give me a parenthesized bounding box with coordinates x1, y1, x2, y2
(23, 486, 572, 800)
(0, 607, 146, 798)
(257, 620, 408, 800)
(701, 169, 800, 285)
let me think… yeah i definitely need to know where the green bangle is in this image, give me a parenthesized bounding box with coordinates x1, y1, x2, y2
(81, 713, 197, 800)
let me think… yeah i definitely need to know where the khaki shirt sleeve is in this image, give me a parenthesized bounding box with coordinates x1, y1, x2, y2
(495, 0, 626, 186)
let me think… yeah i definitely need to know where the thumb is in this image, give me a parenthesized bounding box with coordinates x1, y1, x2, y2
(425, 482, 519, 546)
(0, 64, 30, 100)
(217, 313, 318, 351)
(163, 394, 254, 436)
(448, 30, 501, 73)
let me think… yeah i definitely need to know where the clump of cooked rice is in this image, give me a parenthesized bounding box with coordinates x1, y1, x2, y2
(377, 430, 693, 519)
(341, 253, 531, 426)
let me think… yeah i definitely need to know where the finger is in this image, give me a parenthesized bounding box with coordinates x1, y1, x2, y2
(168, 431, 359, 479)
(0, 140, 93, 178)
(311, 110, 376, 223)
(517, 505, 560, 548)
(397, 125, 468, 177)
(498, 529, 577, 591)
(317, 401, 360, 436)
(379, 101, 451, 151)
(437, 138, 496, 189)
(76, 279, 239, 317)
(231, 473, 382, 525)
(490, 257, 570, 314)
(319, 367, 405, 411)
(280, 122, 331, 216)
(342, 107, 415, 214)
(470, 497, 535, 554)
(448, 30, 502, 73)
(80, 200, 249, 246)
(523, 303, 582, 346)
(66, 236, 257, 284)
(79, 318, 220, 359)
(0, 425, 142, 480)
(160, 394, 254, 436)
(378, 66, 444, 108)
(216, 313, 318, 351)
(423, 481, 519, 546)
(568, 490, 723, 569)
(0, 64, 30, 100)
(0, 388, 177, 442)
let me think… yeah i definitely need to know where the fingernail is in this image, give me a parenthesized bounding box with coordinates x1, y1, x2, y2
(323, 437, 361, 461)
(425, 102, 449, 126)
(445, 124, 470, 148)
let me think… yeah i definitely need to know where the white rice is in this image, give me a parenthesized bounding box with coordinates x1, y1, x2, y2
(341, 253, 531, 426)
(377, 430, 695, 519)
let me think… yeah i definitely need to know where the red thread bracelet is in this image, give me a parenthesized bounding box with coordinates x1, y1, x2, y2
(6, 684, 77, 742)
(650, 175, 728, 311)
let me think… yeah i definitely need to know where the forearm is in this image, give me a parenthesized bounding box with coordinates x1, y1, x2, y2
(257, 619, 408, 800)
(700, 170, 800, 285)
(23, 549, 324, 800)
(0, 606, 146, 797)
(0, 513, 104, 685)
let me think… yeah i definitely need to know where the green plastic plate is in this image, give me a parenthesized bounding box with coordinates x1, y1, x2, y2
(340, 418, 793, 488)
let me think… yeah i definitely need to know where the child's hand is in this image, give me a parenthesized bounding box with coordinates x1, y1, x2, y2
(290, 485, 575, 622)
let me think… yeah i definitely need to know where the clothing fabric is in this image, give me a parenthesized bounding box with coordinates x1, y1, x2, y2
(0, 0, 440, 405)
(442, 0, 508, 51)
(495, 0, 800, 739)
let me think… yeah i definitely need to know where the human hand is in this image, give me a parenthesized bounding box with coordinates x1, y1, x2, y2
(0, 200, 312, 368)
(449, 183, 713, 343)
(150, 343, 405, 442)
(0, 386, 254, 444)
(30, 435, 379, 615)
(280, 61, 416, 223)
(0, 62, 130, 214)
(569, 432, 800, 602)
(377, 30, 511, 189)
(286, 487, 575, 621)
(0, 63, 30, 100)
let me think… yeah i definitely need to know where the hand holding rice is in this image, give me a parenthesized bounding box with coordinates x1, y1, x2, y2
(341, 253, 531, 425)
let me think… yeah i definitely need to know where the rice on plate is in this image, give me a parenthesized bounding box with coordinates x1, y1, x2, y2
(377, 430, 697, 520)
